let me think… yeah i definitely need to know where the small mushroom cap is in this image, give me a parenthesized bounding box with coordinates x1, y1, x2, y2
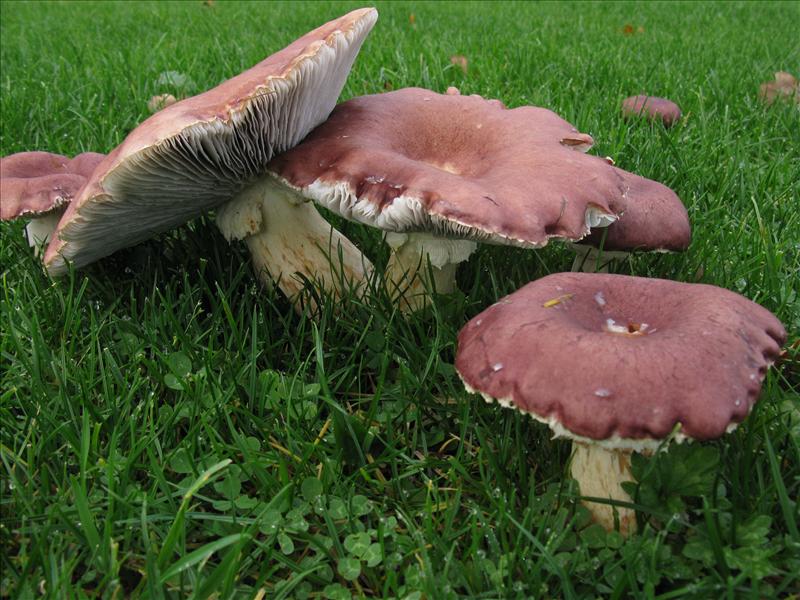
(269, 87, 628, 247)
(1, 151, 104, 220)
(44, 8, 378, 275)
(579, 167, 691, 252)
(455, 273, 786, 448)
(621, 95, 682, 127)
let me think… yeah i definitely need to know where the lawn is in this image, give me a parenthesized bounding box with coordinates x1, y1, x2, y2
(1, 1, 799, 598)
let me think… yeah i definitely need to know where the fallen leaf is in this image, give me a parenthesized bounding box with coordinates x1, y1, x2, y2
(543, 294, 573, 308)
(450, 55, 468, 74)
(759, 71, 799, 105)
(147, 93, 177, 112)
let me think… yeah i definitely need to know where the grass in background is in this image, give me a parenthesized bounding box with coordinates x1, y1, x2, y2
(1, 1, 799, 597)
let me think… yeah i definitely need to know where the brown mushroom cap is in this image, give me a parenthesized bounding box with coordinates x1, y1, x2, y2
(44, 8, 378, 275)
(455, 272, 786, 448)
(1, 151, 104, 220)
(621, 95, 682, 127)
(269, 87, 628, 247)
(578, 167, 691, 252)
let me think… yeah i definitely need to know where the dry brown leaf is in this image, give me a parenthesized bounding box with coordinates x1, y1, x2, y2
(450, 55, 468, 74)
(622, 24, 644, 35)
(759, 71, 799, 105)
(147, 94, 177, 113)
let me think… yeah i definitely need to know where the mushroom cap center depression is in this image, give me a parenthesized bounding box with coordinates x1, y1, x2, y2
(554, 290, 660, 337)
(317, 93, 509, 185)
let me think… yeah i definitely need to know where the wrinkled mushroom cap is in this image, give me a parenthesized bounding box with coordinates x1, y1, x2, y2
(1, 151, 104, 220)
(269, 88, 628, 248)
(579, 167, 691, 252)
(621, 95, 682, 127)
(456, 273, 786, 451)
(44, 8, 378, 275)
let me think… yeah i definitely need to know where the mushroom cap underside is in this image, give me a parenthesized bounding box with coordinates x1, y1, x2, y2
(44, 7, 378, 275)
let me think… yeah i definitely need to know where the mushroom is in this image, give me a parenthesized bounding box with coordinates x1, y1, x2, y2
(268, 87, 631, 311)
(455, 272, 786, 535)
(571, 167, 691, 272)
(621, 95, 682, 127)
(1, 151, 104, 254)
(41, 8, 378, 304)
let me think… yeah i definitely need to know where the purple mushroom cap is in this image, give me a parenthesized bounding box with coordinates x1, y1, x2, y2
(456, 272, 786, 446)
(269, 87, 630, 247)
(622, 95, 682, 127)
(1, 151, 104, 220)
(579, 167, 691, 253)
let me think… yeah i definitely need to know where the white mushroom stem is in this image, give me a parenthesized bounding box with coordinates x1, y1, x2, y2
(570, 244, 629, 273)
(570, 442, 638, 536)
(25, 211, 65, 257)
(383, 232, 477, 312)
(216, 176, 373, 306)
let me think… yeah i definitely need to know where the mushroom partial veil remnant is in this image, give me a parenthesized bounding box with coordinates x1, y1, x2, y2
(455, 272, 786, 535)
(0, 151, 104, 254)
(42, 8, 378, 303)
(571, 167, 691, 272)
(268, 87, 630, 311)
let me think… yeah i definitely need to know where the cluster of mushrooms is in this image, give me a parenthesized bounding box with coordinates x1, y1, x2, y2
(0, 8, 787, 536)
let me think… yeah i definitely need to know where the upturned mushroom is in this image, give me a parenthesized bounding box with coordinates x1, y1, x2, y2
(1, 151, 104, 253)
(41, 8, 377, 303)
(267, 87, 630, 310)
(571, 168, 691, 272)
(455, 272, 786, 534)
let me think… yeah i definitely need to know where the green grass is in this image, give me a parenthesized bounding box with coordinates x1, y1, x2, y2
(1, 1, 799, 597)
